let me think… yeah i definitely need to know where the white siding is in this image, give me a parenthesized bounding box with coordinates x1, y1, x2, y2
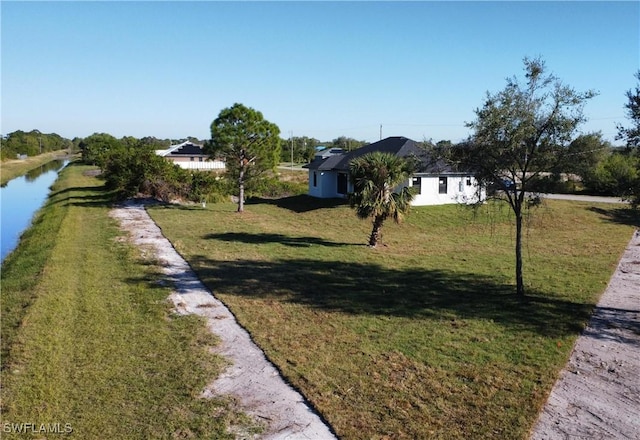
(309, 171, 484, 206)
(405, 174, 484, 206)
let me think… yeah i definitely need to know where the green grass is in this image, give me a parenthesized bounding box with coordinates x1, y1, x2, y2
(0, 150, 72, 185)
(147, 194, 639, 439)
(1, 163, 258, 439)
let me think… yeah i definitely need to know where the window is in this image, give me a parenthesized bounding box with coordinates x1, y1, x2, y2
(459, 181, 464, 192)
(466, 176, 472, 186)
(439, 176, 448, 194)
(190, 157, 195, 161)
(412, 176, 422, 194)
(199, 157, 203, 162)
(337, 173, 348, 195)
(313, 171, 317, 187)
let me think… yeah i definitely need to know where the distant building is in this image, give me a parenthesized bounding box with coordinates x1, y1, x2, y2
(155, 141, 225, 170)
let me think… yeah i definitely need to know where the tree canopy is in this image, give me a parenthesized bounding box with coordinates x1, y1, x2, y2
(617, 70, 640, 150)
(455, 57, 596, 296)
(206, 103, 281, 212)
(281, 136, 319, 164)
(349, 151, 415, 247)
(1, 130, 72, 160)
(79, 133, 123, 167)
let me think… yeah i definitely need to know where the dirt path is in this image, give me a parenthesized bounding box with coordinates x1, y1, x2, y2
(110, 200, 336, 440)
(530, 231, 640, 439)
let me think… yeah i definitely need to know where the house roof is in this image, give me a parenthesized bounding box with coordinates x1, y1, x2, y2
(156, 141, 206, 157)
(305, 136, 458, 174)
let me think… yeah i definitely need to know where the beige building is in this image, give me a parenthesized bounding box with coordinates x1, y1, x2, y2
(156, 141, 225, 170)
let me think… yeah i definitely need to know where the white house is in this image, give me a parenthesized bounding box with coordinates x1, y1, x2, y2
(155, 141, 225, 170)
(304, 136, 485, 206)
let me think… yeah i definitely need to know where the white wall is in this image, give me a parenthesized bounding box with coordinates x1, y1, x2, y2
(406, 174, 484, 206)
(309, 171, 485, 206)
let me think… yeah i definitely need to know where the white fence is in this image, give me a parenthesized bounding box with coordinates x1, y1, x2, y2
(174, 160, 226, 170)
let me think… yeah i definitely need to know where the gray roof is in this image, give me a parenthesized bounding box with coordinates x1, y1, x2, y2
(157, 141, 206, 157)
(305, 136, 458, 173)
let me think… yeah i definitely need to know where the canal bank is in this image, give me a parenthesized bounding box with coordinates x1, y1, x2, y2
(1, 163, 254, 438)
(0, 150, 73, 185)
(1, 159, 69, 261)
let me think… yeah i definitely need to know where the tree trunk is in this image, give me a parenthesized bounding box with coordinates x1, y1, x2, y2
(237, 163, 245, 213)
(369, 215, 384, 247)
(515, 211, 524, 296)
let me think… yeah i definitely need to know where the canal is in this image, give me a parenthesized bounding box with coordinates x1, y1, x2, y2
(1, 159, 68, 262)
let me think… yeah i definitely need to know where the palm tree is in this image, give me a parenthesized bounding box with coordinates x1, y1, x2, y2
(348, 152, 415, 247)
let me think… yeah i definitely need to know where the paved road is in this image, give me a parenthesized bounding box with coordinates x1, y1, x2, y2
(539, 193, 628, 204)
(530, 231, 640, 439)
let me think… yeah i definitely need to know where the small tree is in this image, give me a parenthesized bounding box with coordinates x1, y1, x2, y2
(207, 103, 281, 212)
(458, 57, 596, 296)
(349, 152, 415, 247)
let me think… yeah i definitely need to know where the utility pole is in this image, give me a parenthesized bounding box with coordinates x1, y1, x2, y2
(290, 131, 294, 170)
(380, 124, 382, 140)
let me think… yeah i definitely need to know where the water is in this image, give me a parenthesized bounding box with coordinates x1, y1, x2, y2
(1, 160, 68, 262)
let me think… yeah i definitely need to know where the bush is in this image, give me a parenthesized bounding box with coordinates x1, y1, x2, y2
(527, 174, 583, 194)
(583, 153, 639, 197)
(245, 176, 307, 199)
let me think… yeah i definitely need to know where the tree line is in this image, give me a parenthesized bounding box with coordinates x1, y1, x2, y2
(0, 130, 75, 160)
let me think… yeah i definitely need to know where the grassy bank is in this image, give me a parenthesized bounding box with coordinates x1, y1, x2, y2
(1, 163, 256, 439)
(147, 195, 639, 439)
(0, 150, 73, 185)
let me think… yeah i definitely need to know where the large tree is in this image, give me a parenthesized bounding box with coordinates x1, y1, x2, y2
(79, 133, 123, 167)
(348, 152, 415, 247)
(458, 57, 596, 296)
(207, 103, 281, 212)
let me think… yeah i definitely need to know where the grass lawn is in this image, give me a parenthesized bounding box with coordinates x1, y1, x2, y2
(147, 193, 639, 439)
(1, 163, 258, 439)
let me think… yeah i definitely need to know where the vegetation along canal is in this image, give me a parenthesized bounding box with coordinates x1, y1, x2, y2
(1, 159, 68, 261)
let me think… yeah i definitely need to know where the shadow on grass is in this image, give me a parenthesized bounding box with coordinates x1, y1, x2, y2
(204, 232, 359, 248)
(48, 184, 118, 209)
(187, 256, 592, 338)
(587, 206, 640, 228)
(246, 194, 348, 213)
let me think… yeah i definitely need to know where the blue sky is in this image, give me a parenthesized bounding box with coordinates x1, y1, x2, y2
(2, 1, 638, 144)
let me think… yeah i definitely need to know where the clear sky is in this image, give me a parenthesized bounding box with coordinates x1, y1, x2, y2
(2, 1, 638, 144)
